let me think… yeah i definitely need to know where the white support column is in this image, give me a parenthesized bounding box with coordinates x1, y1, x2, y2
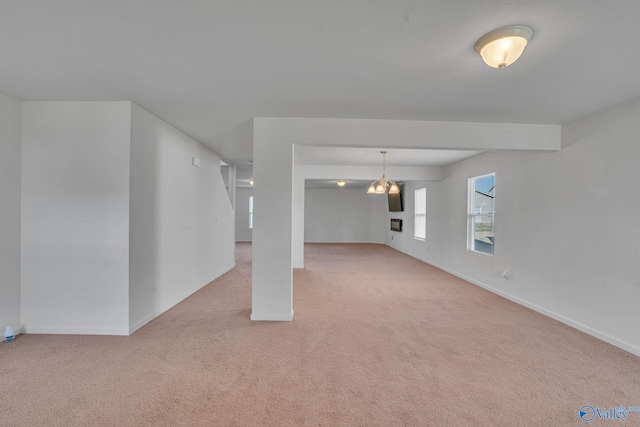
(250, 125, 294, 321)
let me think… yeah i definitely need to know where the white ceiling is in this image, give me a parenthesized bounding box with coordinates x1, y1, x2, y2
(2, 1, 639, 165)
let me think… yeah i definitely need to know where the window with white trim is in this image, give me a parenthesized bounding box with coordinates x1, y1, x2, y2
(249, 196, 254, 230)
(468, 173, 495, 256)
(414, 188, 426, 240)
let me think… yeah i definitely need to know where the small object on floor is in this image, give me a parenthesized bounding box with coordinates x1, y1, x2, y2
(4, 326, 15, 342)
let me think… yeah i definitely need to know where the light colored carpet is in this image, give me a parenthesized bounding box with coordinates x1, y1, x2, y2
(1, 243, 639, 426)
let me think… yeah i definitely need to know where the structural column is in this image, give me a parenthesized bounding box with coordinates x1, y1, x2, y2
(250, 121, 294, 321)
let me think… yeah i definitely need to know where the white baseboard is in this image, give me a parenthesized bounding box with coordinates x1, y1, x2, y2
(21, 326, 129, 336)
(429, 261, 640, 358)
(250, 310, 294, 321)
(129, 262, 236, 335)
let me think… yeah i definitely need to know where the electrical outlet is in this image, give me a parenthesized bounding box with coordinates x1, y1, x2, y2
(502, 270, 511, 280)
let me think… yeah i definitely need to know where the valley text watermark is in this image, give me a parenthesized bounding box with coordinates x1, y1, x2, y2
(579, 405, 640, 422)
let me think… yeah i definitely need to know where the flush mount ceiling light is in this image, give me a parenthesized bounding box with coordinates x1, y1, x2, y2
(475, 25, 533, 69)
(337, 180, 346, 187)
(367, 150, 399, 195)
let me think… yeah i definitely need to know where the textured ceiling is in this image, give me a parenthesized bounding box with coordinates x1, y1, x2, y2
(2, 1, 639, 165)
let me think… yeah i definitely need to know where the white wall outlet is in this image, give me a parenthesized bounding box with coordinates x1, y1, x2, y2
(192, 156, 200, 167)
(502, 270, 511, 280)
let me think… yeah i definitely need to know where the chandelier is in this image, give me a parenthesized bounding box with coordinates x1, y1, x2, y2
(367, 150, 399, 194)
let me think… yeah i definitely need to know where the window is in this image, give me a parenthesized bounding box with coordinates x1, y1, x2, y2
(468, 173, 495, 256)
(249, 196, 254, 230)
(414, 188, 426, 240)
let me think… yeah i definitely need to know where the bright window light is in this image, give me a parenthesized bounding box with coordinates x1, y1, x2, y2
(468, 173, 495, 256)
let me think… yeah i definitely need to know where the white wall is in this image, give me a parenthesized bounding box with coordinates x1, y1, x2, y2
(235, 187, 253, 242)
(370, 192, 387, 244)
(21, 102, 131, 335)
(18, 101, 235, 336)
(129, 104, 235, 332)
(393, 97, 640, 356)
(0, 93, 22, 335)
(293, 163, 443, 268)
(304, 188, 385, 243)
(384, 181, 442, 264)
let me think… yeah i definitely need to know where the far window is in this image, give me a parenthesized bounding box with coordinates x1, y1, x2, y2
(414, 188, 426, 240)
(249, 196, 254, 230)
(468, 173, 495, 256)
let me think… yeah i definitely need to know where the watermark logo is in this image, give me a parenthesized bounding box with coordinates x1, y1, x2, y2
(579, 405, 640, 422)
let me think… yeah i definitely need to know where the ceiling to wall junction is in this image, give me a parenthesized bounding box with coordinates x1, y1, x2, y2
(2, 1, 639, 165)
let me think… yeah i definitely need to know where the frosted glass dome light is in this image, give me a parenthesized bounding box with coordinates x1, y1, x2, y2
(475, 25, 533, 69)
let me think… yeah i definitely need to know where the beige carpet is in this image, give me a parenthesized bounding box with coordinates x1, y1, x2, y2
(1, 243, 639, 426)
